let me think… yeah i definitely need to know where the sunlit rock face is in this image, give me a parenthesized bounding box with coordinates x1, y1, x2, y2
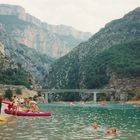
(0, 4, 92, 58)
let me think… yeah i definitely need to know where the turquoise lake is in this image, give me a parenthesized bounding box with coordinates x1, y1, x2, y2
(0, 103, 140, 140)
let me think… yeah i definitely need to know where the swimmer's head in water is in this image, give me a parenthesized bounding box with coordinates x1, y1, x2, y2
(92, 122, 99, 129)
(111, 128, 117, 133)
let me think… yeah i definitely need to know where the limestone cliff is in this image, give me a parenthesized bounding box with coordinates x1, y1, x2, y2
(0, 23, 53, 86)
(0, 4, 91, 58)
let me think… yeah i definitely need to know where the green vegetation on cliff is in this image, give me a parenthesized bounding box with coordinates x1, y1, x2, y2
(0, 68, 32, 88)
(48, 40, 140, 89)
(48, 8, 140, 89)
(98, 40, 140, 77)
(80, 40, 140, 88)
(0, 52, 32, 88)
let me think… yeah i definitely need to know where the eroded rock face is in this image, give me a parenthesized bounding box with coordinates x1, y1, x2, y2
(10, 25, 71, 58)
(0, 4, 92, 58)
(107, 72, 140, 100)
(109, 73, 140, 91)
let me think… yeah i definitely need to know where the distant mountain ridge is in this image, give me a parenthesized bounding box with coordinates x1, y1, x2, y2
(48, 7, 140, 91)
(0, 4, 92, 58)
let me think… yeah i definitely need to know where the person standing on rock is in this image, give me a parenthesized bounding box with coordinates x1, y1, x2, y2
(0, 95, 3, 114)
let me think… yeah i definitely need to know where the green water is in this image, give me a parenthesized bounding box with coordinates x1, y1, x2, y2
(0, 103, 140, 140)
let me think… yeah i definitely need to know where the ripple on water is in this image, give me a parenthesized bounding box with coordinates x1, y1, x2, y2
(1, 103, 140, 140)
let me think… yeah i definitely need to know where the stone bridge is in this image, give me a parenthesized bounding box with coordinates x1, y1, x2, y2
(37, 88, 114, 103)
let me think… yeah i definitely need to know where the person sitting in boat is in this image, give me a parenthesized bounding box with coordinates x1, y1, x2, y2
(7, 101, 14, 111)
(28, 97, 33, 106)
(18, 98, 27, 112)
(23, 98, 30, 112)
(106, 128, 117, 135)
(0, 95, 2, 114)
(12, 96, 20, 112)
(7, 96, 18, 112)
(18, 102, 24, 111)
(29, 101, 40, 113)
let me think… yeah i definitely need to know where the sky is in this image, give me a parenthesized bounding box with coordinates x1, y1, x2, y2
(0, 0, 140, 33)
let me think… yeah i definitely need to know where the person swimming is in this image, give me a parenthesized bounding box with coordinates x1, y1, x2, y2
(106, 128, 117, 135)
(92, 122, 99, 130)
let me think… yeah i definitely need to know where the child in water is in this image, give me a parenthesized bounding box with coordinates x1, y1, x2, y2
(106, 128, 117, 135)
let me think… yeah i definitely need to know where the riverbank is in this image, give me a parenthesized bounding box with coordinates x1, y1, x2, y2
(0, 84, 37, 97)
(126, 100, 140, 105)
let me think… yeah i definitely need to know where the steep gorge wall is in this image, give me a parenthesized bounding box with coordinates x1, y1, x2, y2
(48, 8, 140, 91)
(0, 4, 91, 58)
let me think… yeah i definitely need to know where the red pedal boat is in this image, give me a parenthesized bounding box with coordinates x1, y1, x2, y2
(4, 109, 52, 117)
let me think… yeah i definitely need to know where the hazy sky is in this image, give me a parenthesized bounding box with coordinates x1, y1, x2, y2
(0, 0, 140, 33)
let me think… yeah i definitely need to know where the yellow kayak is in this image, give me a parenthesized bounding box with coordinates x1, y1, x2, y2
(0, 117, 7, 122)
